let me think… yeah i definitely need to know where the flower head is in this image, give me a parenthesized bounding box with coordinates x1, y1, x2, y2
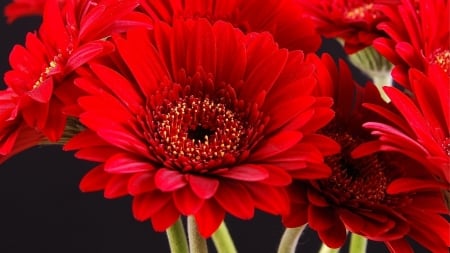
(374, 0, 450, 87)
(65, 19, 337, 237)
(298, 0, 399, 53)
(358, 64, 450, 189)
(138, 0, 322, 52)
(283, 54, 450, 253)
(2, 0, 150, 141)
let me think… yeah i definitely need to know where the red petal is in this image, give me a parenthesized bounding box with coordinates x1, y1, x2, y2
(251, 131, 303, 160)
(104, 153, 155, 174)
(128, 173, 156, 195)
(27, 77, 53, 103)
(173, 186, 204, 215)
(79, 165, 110, 192)
(104, 174, 129, 199)
(188, 175, 219, 199)
(151, 201, 180, 232)
(218, 164, 269, 181)
(155, 168, 187, 192)
(245, 183, 289, 215)
(260, 165, 292, 186)
(132, 191, 171, 221)
(214, 181, 254, 219)
(195, 199, 225, 237)
(308, 205, 338, 231)
(317, 220, 347, 248)
(387, 178, 449, 194)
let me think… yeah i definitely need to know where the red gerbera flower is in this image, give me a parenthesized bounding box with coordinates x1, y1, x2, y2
(64, 19, 338, 237)
(282, 53, 450, 253)
(3, 0, 151, 141)
(357, 64, 450, 187)
(374, 0, 450, 87)
(4, 0, 49, 23)
(0, 89, 43, 164)
(297, 0, 399, 53)
(138, 0, 322, 52)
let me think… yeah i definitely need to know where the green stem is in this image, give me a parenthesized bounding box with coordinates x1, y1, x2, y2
(318, 243, 340, 253)
(188, 216, 208, 253)
(349, 233, 368, 253)
(166, 218, 189, 253)
(277, 225, 306, 253)
(211, 221, 237, 253)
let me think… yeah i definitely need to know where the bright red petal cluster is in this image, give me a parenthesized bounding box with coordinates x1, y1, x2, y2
(297, 0, 399, 53)
(359, 65, 450, 193)
(1, 0, 150, 160)
(283, 53, 450, 253)
(374, 0, 450, 87)
(138, 0, 322, 52)
(64, 19, 337, 236)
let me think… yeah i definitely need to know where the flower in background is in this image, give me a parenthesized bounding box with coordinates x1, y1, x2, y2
(138, 0, 322, 52)
(2, 0, 150, 143)
(359, 65, 450, 202)
(4, 0, 49, 23)
(282, 53, 450, 252)
(297, 0, 399, 54)
(64, 19, 337, 237)
(374, 0, 449, 87)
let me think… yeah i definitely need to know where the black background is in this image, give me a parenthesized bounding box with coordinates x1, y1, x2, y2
(0, 1, 430, 252)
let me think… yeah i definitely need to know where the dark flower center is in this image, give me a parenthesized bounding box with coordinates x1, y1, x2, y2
(319, 125, 390, 205)
(187, 125, 215, 142)
(154, 96, 244, 162)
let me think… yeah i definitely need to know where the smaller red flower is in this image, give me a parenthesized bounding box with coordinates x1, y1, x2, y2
(374, 0, 450, 87)
(297, 0, 399, 53)
(3, 0, 151, 141)
(4, 0, 49, 23)
(65, 19, 337, 237)
(138, 0, 322, 52)
(357, 64, 450, 187)
(283, 53, 450, 253)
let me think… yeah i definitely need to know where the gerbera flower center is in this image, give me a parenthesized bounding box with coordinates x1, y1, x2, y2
(152, 96, 245, 164)
(344, 3, 379, 20)
(33, 54, 63, 90)
(430, 49, 450, 74)
(320, 126, 389, 204)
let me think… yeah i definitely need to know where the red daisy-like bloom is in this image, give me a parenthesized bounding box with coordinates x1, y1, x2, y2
(357, 64, 450, 187)
(3, 0, 151, 141)
(297, 0, 399, 53)
(0, 89, 43, 164)
(137, 0, 322, 52)
(283, 54, 450, 253)
(4, 0, 49, 23)
(64, 19, 338, 237)
(374, 0, 450, 87)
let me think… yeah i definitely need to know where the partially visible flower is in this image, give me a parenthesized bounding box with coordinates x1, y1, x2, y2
(138, 0, 322, 52)
(65, 19, 337, 237)
(297, 0, 399, 53)
(374, 0, 449, 87)
(357, 64, 450, 190)
(0, 89, 43, 164)
(4, 0, 49, 23)
(2, 0, 151, 142)
(283, 53, 450, 253)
